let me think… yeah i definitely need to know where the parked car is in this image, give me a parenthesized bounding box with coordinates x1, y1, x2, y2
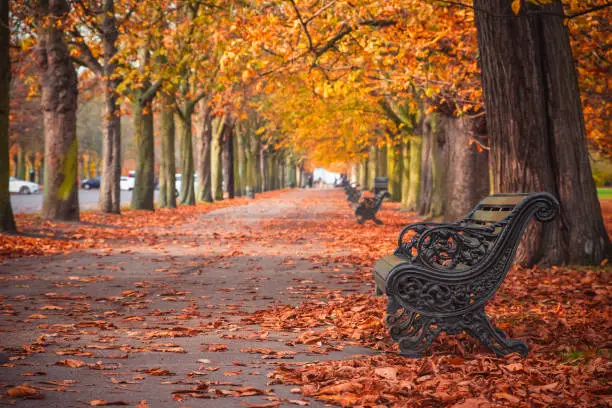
(9, 177, 40, 194)
(81, 176, 100, 190)
(120, 176, 135, 191)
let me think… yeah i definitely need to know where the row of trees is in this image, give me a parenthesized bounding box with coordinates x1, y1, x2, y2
(1, 0, 610, 266)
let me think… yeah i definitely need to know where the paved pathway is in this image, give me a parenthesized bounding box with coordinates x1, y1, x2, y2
(0, 189, 376, 407)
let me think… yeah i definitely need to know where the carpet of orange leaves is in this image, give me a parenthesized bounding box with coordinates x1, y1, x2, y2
(0, 191, 290, 262)
(246, 195, 611, 408)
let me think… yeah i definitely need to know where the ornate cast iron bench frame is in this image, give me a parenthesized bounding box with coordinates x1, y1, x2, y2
(344, 184, 362, 207)
(355, 191, 391, 224)
(373, 192, 559, 357)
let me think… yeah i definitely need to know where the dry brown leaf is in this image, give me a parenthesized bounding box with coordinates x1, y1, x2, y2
(55, 359, 86, 368)
(6, 385, 42, 399)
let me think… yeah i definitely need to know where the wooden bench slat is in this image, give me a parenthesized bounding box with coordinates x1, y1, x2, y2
(469, 210, 512, 222)
(479, 195, 527, 206)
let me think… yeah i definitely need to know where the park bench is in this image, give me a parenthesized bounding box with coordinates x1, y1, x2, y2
(373, 177, 389, 195)
(373, 192, 559, 357)
(355, 191, 391, 224)
(344, 184, 362, 207)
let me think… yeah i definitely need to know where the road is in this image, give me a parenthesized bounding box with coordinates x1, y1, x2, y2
(10, 189, 160, 213)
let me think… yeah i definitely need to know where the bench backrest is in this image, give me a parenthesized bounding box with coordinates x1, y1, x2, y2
(462, 193, 530, 227)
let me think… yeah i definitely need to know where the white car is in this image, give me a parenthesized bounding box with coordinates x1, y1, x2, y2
(119, 176, 135, 191)
(9, 177, 40, 194)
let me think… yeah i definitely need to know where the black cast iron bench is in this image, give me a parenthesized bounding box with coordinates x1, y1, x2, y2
(373, 177, 389, 196)
(373, 192, 559, 357)
(355, 191, 391, 224)
(344, 184, 362, 207)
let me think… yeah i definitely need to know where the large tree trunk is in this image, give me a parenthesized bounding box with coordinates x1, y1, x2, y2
(99, 0, 121, 214)
(222, 117, 235, 199)
(443, 117, 490, 221)
(474, 0, 610, 265)
(158, 92, 176, 208)
(38, 0, 79, 221)
(195, 104, 213, 202)
(131, 94, 155, 210)
(0, 0, 16, 232)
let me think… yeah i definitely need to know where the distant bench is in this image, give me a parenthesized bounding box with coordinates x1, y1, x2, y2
(374, 192, 559, 357)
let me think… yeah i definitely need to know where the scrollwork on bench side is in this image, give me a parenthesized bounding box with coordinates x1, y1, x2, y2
(394, 222, 453, 261)
(386, 247, 514, 317)
(416, 224, 501, 271)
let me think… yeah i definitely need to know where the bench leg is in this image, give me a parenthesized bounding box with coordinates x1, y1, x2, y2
(462, 307, 528, 357)
(373, 217, 383, 225)
(384, 298, 440, 357)
(395, 315, 441, 358)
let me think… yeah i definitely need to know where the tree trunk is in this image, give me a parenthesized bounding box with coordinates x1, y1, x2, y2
(233, 129, 241, 196)
(38, 0, 79, 221)
(443, 117, 489, 221)
(178, 104, 196, 205)
(17, 147, 25, 180)
(195, 103, 213, 202)
(400, 137, 411, 211)
(222, 117, 235, 199)
(419, 113, 447, 219)
(131, 94, 154, 211)
(0, 0, 16, 232)
(474, 0, 610, 265)
(387, 137, 401, 201)
(359, 157, 368, 188)
(377, 145, 387, 177)
(158, 92, 176, 208)
(211, 116, 224, 200)
(99, 0, 121, 214)
(367, 145, 377, 190)
(406, 136, 422, 211)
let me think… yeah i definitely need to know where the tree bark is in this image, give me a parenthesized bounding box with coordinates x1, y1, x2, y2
(158, 92, 176, 208)
(233, 129, 241, 196)
(17, 147, 25, 180)
(38, 0, 80, 221)
(195, 103, 213, 202)
(130, 92, 155, 211)
(211, 115, 224, 200)
(235, 127, 246, 196)
(419, 113, 447, 219)
(222, 116, 235, 198)
(359, 157, 368, 188)
(474, 0, 610, 265)
(443, 117, 490, 221)
(178, 102, 196, 205)
(98, 0, 121, 214)
(367, 145, 377, 190)
(406, 136, 422, 211)
(386, 137, 401, 201)
(0, 0, 16, 232)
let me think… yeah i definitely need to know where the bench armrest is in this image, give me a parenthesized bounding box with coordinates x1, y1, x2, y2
(395, 222, 455, 260)
(415, 224, 499, 271)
